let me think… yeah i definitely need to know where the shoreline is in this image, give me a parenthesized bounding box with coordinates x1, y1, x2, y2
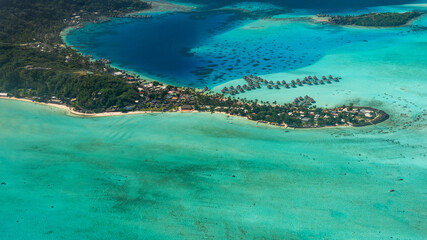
(0, 97, 388, 130)
(134, 1, 196, 14)
(60, 5, 427, 90)
(0, 97, 158, 118)
(311, 12, 426, 29)
(10, 2, 390, 129)
(60, 1, 197, 87)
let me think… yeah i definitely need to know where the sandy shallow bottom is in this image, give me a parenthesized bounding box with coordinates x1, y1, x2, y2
(1, 3, 427, 240)
(0, 96, 426, 239)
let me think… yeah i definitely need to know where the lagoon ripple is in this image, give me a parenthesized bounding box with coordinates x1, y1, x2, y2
(1, 99, 426, 239)
(65, 9, 401, 87)
(1, 1, 427, 239)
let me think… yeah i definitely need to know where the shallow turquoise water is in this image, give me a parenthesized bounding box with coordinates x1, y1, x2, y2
(65, 3, 426, 87)
(2, 2, 427, 239)
(1, 98, 426, 239)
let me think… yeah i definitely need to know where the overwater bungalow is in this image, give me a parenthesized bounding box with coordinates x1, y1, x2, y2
(333, 78, 339, 82)
(282, 80, 286, 84)
(276, 81, 281, 85)
(269, 81, 274, 85)
(203, 86, 209, 91)
(329, 75, 333, 79)
(308, 76, 312, 79)
(313, 80, 318, 85)
(313, 76, 318, 80)
(297, 82, 302, 86)
(307, 81, 312, 85)
(230, 86, 234, 89)
(296, 78, 301, 82)
(322, 76, 327, 80)
(285, 84, 289, 88)
(291, 83, 296, 87)
(302, 80, 306, 84)
(299, 96, 304, 101)
(267, 85, 273, 89)
(319, 80, 324, 84)
(274, 85, 280, 89)
(326, 79, 331, 83)
(291, 80, 295, 84)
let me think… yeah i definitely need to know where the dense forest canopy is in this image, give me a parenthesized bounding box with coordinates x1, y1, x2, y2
(0, 0, 151, 43)
(330, 11, 423, 27)
(0, 0, 151, 111)
(0, 43, 138, 111)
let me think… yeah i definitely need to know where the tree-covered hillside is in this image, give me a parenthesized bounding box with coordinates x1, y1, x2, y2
(0, 0, 151, 111)
(330, 11, 423, 27)
(0, 0, 151, 43)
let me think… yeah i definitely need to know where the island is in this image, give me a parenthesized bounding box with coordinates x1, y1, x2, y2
(0, 0, 389, 128)
(319, 11, 424, 27)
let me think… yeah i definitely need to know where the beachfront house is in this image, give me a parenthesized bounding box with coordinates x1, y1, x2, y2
(0, 93, 7, 97)
(181, 105, 194, 112)
(360, 109, 373, 118)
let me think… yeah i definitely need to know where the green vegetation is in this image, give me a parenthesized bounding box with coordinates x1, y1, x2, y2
(0, 0, 151, 111)
(330, 11, 423, 27)
(0, 42, 138, 112)
(0, 0, 151, 44)
(132, 83, 389, 128)
(0, 0, 389, 128)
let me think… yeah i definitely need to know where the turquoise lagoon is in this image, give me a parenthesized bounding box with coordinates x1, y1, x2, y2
(64, 11, 392, 87)
(65, 2, 427, 87)
(1, 99, 426, 239)
(2, 1, 427, 239)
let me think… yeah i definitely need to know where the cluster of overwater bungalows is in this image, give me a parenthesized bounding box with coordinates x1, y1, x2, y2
(221, 74, 341, 95)
(293, 95, 316, 107)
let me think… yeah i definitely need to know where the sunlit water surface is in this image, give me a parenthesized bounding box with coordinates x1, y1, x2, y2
(2, 1, 427, 239)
